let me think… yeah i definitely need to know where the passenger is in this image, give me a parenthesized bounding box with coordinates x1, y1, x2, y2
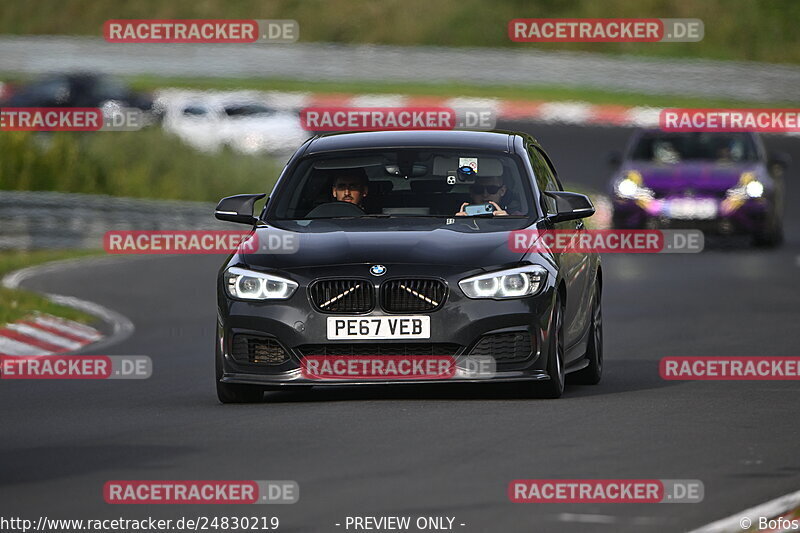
(456, 175, 515, 216)
(653, 140, 680, 164)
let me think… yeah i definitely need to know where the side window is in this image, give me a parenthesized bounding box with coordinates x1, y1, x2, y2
(528, 145, 559, 214)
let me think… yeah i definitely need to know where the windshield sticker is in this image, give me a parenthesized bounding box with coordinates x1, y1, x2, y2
(459, 157, 478, 172)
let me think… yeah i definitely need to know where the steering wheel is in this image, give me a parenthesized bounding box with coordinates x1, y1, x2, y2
(305, 201, 366, 218)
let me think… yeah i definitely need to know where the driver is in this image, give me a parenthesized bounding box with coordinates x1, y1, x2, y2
(456, 175, 510, 216)
(653, 140, 680, 164)
(331, 168, 369, 208)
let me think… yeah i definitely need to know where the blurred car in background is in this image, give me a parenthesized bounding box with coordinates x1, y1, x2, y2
(1, 72, 157, 119)
(161, 92, 308, 156)
(609, 130, 788, 247)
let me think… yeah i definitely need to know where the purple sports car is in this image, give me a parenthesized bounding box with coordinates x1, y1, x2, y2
(610, 130, 787, 246)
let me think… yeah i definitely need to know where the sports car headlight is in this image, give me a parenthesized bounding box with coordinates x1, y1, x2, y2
(726, 172, 764, 199)
(614, 170, 654, 200)
(616, 178, 639, 198)
(224, 267, 298, 300)
(459, 265, 547, 299)
(745, 180, 764, 198)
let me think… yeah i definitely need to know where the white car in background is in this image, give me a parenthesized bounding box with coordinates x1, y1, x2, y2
(161, 92, 308, 155)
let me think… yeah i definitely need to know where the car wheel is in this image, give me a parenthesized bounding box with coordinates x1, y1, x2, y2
(530, 296, 565, 399)
(215, 342, 264, 404)
(569, 282, 603, 385)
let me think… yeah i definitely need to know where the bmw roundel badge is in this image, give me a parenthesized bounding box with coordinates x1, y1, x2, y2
(370, 264, 387, 276)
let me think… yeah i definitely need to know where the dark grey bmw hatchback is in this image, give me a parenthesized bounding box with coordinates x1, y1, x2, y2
(214, 130, 602, 402)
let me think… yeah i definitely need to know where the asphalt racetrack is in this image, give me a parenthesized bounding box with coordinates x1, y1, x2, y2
(1, 122, 799, 532)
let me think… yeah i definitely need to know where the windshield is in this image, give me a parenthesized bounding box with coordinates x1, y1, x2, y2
(630, 132, 759, 163)
(268, 148, 534, 220)
(182, 105, 208, 116)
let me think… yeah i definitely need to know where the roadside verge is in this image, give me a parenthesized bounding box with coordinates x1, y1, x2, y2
(1, 256, 136, 355)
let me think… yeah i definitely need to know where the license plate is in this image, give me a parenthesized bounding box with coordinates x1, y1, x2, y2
(666, 198, 718, 220)
(326, 316, 430, 340)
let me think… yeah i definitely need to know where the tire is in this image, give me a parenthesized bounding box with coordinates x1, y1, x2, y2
(530, 296, 565, 399)
(570, 282, 603, 385)
(215, 342, 264, 404)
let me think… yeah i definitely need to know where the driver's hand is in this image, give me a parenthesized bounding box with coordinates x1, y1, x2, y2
(489, 201, 508, 216)
(455, 202, 469, 216)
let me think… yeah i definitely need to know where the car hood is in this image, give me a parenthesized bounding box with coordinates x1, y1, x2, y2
(621, 161, 762, 193)
(240, 219, 529, 271)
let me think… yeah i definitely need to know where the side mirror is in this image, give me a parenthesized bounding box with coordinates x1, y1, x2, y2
(214, 193, 266, 225)
(544, 191, 595, 223)
(607, 151, 622, 167)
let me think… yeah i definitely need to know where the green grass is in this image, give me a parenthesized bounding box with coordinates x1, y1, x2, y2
(1, 0, 799, 64)
(126, 75, 793, 109)
(0, 250, 103, 325)
(0, 126, 279, 325)
(7, 72, 770, 214)
(5, 71, 789, 107)
(0, 127, 282, 202)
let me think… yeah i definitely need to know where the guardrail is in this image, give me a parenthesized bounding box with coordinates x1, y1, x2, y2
(0, 190, 228, 249)
(1, 36, 798, 102)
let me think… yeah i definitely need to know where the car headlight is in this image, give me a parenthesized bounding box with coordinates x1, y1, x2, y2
(614, 170, 654, 200)
(459, 265, 548, 299)
(745, 180, 764, 198)
(224, 267, 298, 300)
(726, 172, 764, 199)
(616, 178, 639, 197)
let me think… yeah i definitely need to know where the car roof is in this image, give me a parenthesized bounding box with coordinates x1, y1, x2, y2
(304, 130, 519, 154)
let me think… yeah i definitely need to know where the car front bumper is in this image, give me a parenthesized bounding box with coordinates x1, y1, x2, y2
(217, 263, 559, 386)
(612, 195, 773, 234)
(220, 368, 551, 387)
